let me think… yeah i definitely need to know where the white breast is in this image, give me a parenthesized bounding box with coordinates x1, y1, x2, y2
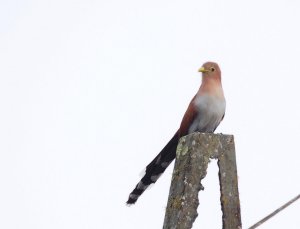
(188, 95, 226, 133)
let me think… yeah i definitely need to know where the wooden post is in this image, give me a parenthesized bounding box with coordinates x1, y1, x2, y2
(163, 133, 241, 229)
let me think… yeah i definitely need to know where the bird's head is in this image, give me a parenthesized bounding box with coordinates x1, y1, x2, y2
(198, 62, 221, 80)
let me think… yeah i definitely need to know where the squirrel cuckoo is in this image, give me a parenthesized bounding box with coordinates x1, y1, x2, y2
(126, 62, 226, 205)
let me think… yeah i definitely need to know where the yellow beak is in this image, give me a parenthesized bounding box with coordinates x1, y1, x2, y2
(198, 67, 209, 73)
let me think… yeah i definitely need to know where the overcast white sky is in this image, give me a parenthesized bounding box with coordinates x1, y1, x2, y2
(1, 0, 300, 228)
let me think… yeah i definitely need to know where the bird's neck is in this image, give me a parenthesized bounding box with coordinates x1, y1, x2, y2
(198, 78, 224, 99)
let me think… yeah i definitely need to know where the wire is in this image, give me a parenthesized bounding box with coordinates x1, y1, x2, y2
(248, 194, 300, 229)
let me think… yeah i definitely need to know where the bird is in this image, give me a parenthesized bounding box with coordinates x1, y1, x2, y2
(126, 61, 226, 205)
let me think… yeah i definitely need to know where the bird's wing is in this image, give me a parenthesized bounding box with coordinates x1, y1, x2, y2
(178, 96, 199, 136)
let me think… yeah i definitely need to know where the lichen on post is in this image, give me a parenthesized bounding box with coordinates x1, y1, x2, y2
(163, 132, 241, 229)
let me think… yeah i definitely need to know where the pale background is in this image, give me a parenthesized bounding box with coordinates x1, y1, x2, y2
(0, 0, 300, 228)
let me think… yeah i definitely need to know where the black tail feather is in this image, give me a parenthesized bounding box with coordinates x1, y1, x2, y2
(126, 132, 179, 205)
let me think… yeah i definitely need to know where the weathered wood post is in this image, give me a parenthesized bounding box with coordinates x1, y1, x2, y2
(163, 132, 241, 229)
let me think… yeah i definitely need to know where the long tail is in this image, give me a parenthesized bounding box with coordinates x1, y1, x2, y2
(126, 131, 179, 205)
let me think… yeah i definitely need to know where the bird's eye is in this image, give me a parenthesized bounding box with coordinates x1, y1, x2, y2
(210, 67, 215, 72)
